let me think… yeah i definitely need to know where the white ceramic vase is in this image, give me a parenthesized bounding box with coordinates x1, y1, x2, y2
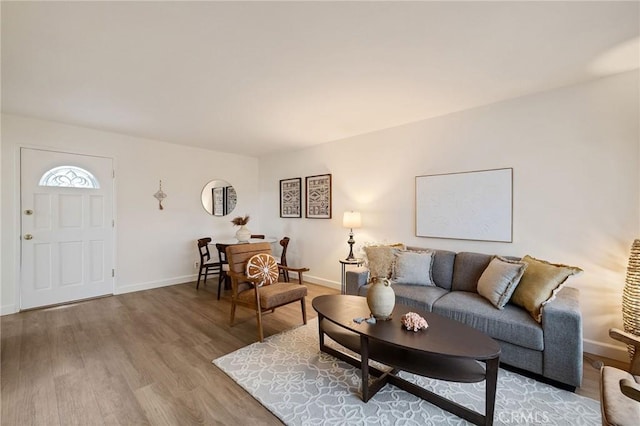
(235, 225, 251, 242)
(366, 277, 395, 320)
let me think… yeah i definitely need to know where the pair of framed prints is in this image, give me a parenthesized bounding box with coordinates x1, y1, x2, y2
(280, 174, 331, 219)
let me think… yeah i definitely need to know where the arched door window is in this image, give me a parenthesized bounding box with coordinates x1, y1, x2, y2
(38, 165, 100, 189)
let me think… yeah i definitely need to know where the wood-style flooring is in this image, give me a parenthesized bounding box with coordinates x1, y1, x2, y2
(0, 281, 626, 425)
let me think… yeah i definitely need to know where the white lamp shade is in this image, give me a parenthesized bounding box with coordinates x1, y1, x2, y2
(343, 211, 361, 229)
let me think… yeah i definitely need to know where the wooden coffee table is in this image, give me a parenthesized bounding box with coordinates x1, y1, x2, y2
(312, 295, 501, 426)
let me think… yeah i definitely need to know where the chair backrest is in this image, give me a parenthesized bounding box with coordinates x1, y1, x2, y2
(215, 243, 229, 264)
(279, 237, 290, 266)
(226, 242, 273, 277)
(250, 234, 265, 239)
(197, 238, 212, 262)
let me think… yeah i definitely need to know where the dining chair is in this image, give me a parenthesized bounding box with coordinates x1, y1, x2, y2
(278, 237, 291, 282)
(215, 243, 231, 300)
(197, 238, 222, 290)
(225, 242, 309, 342)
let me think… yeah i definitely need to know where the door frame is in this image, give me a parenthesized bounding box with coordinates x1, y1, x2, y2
(16, 145, 117, 311)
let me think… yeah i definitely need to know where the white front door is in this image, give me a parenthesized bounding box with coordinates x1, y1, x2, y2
(20, 148, 115, 310)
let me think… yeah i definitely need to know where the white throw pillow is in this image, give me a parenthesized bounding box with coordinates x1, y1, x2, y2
(477, 256, 527, 309)
(393, 250, 435, 286)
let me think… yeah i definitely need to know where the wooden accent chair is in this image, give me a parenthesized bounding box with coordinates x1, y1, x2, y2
(196, 238, 222, 290)
(600, 328, 640, 425)
(278, 237, 291, 282)
(225, 242, 309, 342)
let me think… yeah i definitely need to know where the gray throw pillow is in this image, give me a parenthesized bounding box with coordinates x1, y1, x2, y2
(477, 256, 527, 309)
(393, 250, 435, 286)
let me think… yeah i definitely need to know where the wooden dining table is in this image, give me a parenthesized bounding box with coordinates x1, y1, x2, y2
(214, 237, 277, 245)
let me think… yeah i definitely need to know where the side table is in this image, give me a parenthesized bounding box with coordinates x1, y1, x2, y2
(339, 258, 364, 294)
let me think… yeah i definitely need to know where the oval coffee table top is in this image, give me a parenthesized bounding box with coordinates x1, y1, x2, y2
(312, 294, 500, 361)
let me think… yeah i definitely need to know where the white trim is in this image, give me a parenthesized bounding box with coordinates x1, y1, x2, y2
(304, 274, 340, 290)
(1, 304, 18, 316)
(584, 338, 628, 362)
(114, 275, 199, 295)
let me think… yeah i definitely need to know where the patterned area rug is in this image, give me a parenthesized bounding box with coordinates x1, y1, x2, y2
(213, 319, 600, 425)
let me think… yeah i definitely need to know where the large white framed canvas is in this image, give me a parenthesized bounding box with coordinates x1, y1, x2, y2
(415, 168, 513, 242)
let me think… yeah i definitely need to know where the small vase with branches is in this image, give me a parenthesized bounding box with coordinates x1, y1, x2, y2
(231, 215, 251, 242)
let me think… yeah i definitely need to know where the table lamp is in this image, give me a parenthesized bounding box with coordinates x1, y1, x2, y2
(343, 211, 361, 261)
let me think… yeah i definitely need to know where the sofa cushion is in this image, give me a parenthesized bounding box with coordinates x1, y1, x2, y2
(451, 252, 493, 292)
(407, 247, 456, 290)
(393, 283, 449, 311)
(477, 256, 527, 309)
(433, 292, 544, 351)
(393, 250, 435, 286)
(511, 255, 583, 322)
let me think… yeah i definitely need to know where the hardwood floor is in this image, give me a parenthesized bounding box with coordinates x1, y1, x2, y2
(0, 282, 623, 424)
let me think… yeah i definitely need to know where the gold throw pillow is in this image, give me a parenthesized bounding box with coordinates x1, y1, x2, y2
(510, 255, 582, 322)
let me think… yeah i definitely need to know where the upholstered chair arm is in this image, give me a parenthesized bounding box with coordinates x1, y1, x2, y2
(620, 378, 640, 402)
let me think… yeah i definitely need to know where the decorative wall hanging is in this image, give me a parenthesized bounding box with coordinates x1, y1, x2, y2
(153, 180, 167, 210)
(280, 177, 302, 218)
(415, 168, 513, 242)
(305, 174, 332, 219)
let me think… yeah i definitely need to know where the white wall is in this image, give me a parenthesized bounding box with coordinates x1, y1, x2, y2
(258, 70, 640, 360)
(1, 114, 260, 314)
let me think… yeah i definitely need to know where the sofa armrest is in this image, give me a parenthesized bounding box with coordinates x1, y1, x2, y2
(541, 286, 583, 388)
(345, 267, 369, 295)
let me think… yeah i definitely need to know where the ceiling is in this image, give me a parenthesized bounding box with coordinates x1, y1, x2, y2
(2, 1, 639, 157)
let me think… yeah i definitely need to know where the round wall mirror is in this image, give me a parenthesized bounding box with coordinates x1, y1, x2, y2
(201, 179, 237, 216)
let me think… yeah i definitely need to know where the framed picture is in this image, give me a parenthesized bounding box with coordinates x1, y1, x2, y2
(305, 174, 332, 219)
(415, 168, 513, 242)
(212, 186, 225, 216)
(225, 186, 237, 214)
(280, 177, 302, 218)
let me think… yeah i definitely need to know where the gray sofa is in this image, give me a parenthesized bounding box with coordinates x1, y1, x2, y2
(345, 246, 583, 389)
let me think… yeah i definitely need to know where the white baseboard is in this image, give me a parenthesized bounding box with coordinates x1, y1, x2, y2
(114, 274, 197, 295)
(1, 304, 18, 316)
(304, 274, 340, 291)
(583, 338, 628, 362)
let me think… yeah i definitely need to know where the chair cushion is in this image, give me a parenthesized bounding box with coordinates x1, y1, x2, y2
(601, 366, 640, 426)
(433, 292, 544, 351)
(393, 284, 448, 311)
(237, 283, 307, 309)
